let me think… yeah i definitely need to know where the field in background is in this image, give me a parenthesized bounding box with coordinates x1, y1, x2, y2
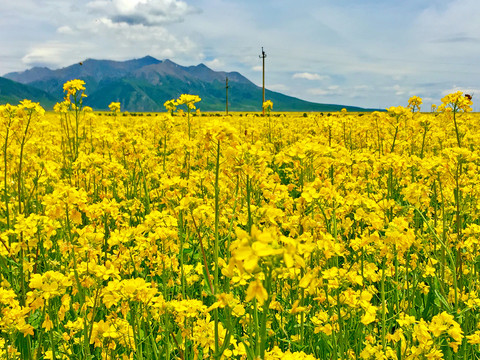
(1, 85, 480, 359)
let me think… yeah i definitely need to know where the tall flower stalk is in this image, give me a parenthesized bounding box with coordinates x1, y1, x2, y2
(54, 79, 87, 170)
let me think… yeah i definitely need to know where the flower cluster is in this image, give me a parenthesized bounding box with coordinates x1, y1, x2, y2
(108, 101, 121, 114)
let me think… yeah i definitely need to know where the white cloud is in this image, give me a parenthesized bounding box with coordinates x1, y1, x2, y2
(393, 85, 405, 96)
(22, 19, 199, 69)
(205, 58, 224, 70)
(414, 0, 480, 43)
(422, 97, 437, 105)
(354, 85, 370, 91)
(57, 26, 74, 35)
(252, 65, 263, 72)
(21, 41, 84, 68)
(11, 0, 204, 71)
(293, 72, 328, 81)
(86, 0, 199, 26)
(268, 84, 289, 92)
(307, 86, 342, 96)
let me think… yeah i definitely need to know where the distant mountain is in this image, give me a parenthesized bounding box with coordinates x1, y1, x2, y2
(3, 56, 369, 112)
(0, 76, 56, 108)
(4, 56, 162, 98)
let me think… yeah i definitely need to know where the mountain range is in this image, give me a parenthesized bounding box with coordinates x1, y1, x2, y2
(2, 56, 370, 112)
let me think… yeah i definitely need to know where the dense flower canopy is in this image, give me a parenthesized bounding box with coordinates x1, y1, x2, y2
(1, 84, 480, 359)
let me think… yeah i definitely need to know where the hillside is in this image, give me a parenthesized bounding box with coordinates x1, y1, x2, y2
(0, 77, 57, 108)
(3, 56, 370, 112)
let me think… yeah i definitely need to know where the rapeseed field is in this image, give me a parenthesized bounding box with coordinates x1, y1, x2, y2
(1, 80, 480, 359)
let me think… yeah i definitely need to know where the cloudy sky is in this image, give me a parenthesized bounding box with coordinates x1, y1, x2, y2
(1, 0, 480, 109)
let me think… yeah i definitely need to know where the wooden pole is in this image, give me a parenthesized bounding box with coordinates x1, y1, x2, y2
(226, 77, 229, 115)
(259, 47, 266, 115)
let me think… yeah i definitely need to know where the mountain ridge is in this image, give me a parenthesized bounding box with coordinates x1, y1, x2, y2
(2, 56, 372, 112)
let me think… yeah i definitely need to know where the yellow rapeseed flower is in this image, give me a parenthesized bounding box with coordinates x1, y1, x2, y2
(108, 102, 121, 113)
(245, 278, 268, 305)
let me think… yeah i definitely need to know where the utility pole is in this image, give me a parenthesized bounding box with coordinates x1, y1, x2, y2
(225, 77, 229, 115)
(259, 47, 266, 115)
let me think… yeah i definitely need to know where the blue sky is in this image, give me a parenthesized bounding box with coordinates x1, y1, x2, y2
(1, 0, 480, 109)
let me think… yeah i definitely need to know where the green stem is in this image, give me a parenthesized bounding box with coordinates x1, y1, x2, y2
(414, 207, 458, 312)
(246, 175, 253, 234)
(336, 291, 344, 358)
(74, 94, 81, 161)
(260, 268, 272, 358)
(254, 299, 260, 358)
(420, 125, 428, 158)
(163, 134, 167, 172)
(187, 109, 191, 141)
(65, 204, 89, 356)
(453, 105, 461, 148)
(178, 210, 186, 299)
(190, 214, 214, 294)
(390, 123, 399, 153)
(454, 160, 463, 291)
(49, 301, 56, 360)
(381, 261, 386, 351)
(18, 111, 33, 215)
(214, 139, 221, 358)
(3, 124, 10, 229)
